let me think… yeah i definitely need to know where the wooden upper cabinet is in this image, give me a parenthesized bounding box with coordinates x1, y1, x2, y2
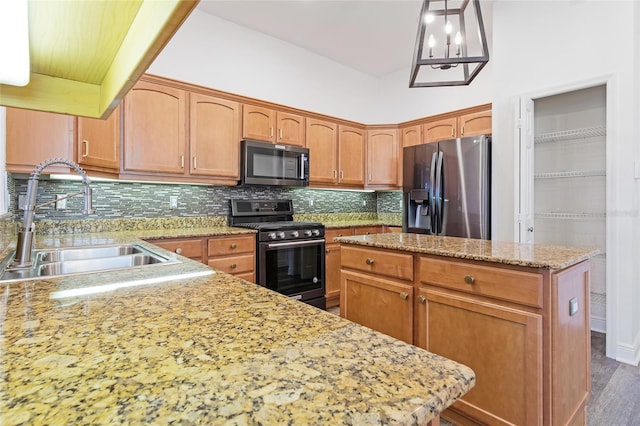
(190, 93, 241, 179)
(401, 124, 422, 147)
(123, 81, 187, 175)
(242, 105, 276, 143)
(423, 117, 457, 143)
(366, 128, 399, 186)
(6, 108, 74, 174)
(458, 108, 492, 137)
(306, 118, 338, 185)
(77, 106, 121, 172)
(337, 125, 365, 186)
(276, 112, 305, 146)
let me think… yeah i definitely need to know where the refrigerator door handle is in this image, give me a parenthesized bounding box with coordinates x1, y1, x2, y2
(435, 151, 444, 234)
(429, 151, 438, 233)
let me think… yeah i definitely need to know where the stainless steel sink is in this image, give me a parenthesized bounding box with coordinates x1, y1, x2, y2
(0, 243, 179, 282)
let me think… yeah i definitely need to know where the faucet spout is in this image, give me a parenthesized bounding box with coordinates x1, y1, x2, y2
(12, 158, 94, 268)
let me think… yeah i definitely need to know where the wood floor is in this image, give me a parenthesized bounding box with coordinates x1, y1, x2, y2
(327, 307, 640, 425)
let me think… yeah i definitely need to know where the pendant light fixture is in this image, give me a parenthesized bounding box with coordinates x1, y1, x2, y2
(410, 0, 489, 88)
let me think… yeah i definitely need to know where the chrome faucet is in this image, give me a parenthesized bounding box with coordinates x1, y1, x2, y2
(12, 158, 94, 268)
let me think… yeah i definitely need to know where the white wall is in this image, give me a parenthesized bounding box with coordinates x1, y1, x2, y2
(492, 0, 640, 365)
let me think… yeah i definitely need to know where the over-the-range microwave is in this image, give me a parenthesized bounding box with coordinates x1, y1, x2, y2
(240, 139, 309, 187)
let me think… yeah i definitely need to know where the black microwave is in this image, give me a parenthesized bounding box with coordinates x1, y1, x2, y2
(240, 140, 309, 186)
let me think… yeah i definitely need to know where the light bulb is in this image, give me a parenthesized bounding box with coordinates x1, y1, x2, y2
(428, 34, 436, 48)
(424, 13, 435, 24)
(445, 20, 452, 35)
(455, 31, 462, 45)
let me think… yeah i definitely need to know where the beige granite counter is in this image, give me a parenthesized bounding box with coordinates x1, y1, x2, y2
(335, 233, 598, 270)
(0, 233, 475, 425)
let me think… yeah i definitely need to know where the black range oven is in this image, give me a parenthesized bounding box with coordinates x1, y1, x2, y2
(229, 199, 326, 310)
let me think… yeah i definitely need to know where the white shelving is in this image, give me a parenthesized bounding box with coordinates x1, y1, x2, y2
(534, 125, 606, 144)
(534, 170, 606, 179)
(535, 212, 606, 220)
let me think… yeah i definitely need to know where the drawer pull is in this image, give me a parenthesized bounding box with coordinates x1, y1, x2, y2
(464, 274, 475, 284)
(325, 249, 330, 254)
(230, 263, 237, 269)
(230, 243, 237, 249)
(400, 292, 409, 300)
(365, 258, 374, 265)
(175, 247, 182, 255)
(417, 295, 426, 303)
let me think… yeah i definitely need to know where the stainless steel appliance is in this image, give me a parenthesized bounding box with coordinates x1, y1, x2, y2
(403, 135, 491, 239)
(240, 140, 309, 186)
(229, 199, 326, 309)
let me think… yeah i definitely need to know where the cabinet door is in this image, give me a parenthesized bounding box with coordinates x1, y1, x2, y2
(325, 244, 341, 308)
(337, 125, 365, 186)
(306, 118, 338, 185)
(6, 108, 73, 173)
(123, 81, 187, 174)
(417, 288, 543, 426)
(401, 124, 422, 147)
(366, 128, 399, 186)
(341, 270, 413, 343)
(77, 106, 120, 171)
(276, 112, 305, 146)
(423, 117, 456, 143)
(458, 109, 492, 137)
(242, 104, 275, 143)
(190, 93, 241, 179)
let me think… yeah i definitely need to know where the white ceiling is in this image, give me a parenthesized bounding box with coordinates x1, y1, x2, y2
(196, 0, 425, 77)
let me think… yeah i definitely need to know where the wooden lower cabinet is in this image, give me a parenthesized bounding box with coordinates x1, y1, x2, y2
(325, 227, 352, 308)
(146, 234, 255, 282)
(341, 270, 413, 344)
(340, 245, 591, 426)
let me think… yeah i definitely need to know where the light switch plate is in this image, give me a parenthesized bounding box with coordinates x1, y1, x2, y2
(55, 194, 67, 210)
(569, 297, 579, 316)
(169, 196, 178, 209)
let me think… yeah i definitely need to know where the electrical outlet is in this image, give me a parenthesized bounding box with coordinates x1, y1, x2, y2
(55, 194, 67, 210)
(169, 196, 178, 209)
(309, 199, 314, 207)
(363, 200, 367, 207)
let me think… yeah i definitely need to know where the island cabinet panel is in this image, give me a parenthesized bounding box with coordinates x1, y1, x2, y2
(306, 118, 338, 185)
(207, 235, 256, 282)
(416, 287, 543, 426)
(77, 106, 121, 173)
(123, 81, 187, 175)
(189, 93, 241, 179)
(341, 270, 414, 344)
(6, 107, 74, 174)
(341, 245, 413, 281)
(418, 256, 543, 308)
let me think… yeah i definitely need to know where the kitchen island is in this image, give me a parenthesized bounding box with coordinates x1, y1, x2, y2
(337, 233, 598, 426)
(0, 232, 474, 425)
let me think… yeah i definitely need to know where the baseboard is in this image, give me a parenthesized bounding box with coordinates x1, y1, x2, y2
(590, 315, 606, 333)
(615, 336, 640, 366)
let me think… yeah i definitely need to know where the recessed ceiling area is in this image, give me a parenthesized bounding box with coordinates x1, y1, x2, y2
(196, 0, 424, 77)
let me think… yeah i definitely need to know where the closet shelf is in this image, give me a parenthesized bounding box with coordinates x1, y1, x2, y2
(534, 125, 606, 144)
(534, 170, 606, 179)
(535, 212, 606, 220)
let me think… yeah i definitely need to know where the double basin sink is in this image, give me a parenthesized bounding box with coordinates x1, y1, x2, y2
(0, 243, 178, 282)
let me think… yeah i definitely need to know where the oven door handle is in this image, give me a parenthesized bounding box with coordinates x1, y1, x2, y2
(266, 239, 325, 249)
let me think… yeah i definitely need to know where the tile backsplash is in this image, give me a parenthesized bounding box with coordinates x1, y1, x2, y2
(10, 176, 402, 222)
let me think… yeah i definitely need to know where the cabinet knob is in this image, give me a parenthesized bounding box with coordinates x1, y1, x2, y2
(230, 263, 237, 269)
(365, 258, 374, 265)
(230, 243, 237, 249)
(325, 249, 330, 254)
(417, 295, 426, 303)
(464, 274, 475, 284)
(175, 247, 182, 255)
(400, 292, 409, 300)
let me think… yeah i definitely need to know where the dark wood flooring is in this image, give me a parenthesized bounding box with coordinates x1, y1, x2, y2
(327, 308, 640, 425)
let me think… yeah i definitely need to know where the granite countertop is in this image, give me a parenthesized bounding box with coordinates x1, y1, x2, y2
(335, 233, 599, 270)
(0, 233, 475, 425)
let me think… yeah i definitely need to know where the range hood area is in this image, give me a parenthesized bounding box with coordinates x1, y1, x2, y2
(0, 0, 198, 119)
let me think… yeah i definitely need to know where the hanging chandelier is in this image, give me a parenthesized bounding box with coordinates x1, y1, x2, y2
(409, 0, 489, 88)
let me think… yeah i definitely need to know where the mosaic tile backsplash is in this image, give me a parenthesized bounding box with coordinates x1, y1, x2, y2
(11, 177, 403, 222)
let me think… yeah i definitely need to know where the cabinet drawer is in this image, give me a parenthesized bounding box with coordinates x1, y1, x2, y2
(208, 235, 255, 256)
(418, 257, 543, 308)
(149, 238, 203, 258)
(208, 254, 254, 274)
(325, 227, 353, 242)
(353, 226, 383, 236)
(341, 246, 413, 281)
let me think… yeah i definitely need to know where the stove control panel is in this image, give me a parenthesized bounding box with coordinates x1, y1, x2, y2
(261, 227, 325, 242)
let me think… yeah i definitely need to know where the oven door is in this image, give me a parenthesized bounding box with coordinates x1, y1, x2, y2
(258, 239, 325, 302)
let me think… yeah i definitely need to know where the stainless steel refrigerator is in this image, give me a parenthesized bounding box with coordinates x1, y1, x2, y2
(402, 135, 491, 239)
